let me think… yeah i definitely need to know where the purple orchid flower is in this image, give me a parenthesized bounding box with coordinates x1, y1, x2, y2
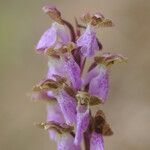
(77, 25, 99, 57)
(36, 22, 70, 53)
(88, 65, 109, 102)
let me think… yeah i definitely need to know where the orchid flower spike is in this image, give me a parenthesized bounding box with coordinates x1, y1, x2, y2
(32, 4, 126, 150)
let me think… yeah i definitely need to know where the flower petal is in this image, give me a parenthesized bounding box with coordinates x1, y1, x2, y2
(47, 102, 65, 140)
(36, 22, 70, 52)
(77, 25, 99, 57)
(57, 133, 81, 150)
(90, 132, 104, 150)
(89, 66, 109, 102)
(74, 106, 90, 145)
(47, 57, 65, 80)
(62, 54, 81, 90)
(56, 90, 77, 125)
(83, 66, 100, 86)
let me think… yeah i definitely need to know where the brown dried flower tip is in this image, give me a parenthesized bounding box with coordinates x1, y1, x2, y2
(80, 12, 91, 24)
(46, 42, 76, 56)
(81, 12, 114, 27)
(36, 121, 74, 134)
(42, 4, 64, 24)
(76, 91, 102, 106)
(93, 110, 113, 136)
(95, 53, 127, 66)
(32, 79, 58, 92)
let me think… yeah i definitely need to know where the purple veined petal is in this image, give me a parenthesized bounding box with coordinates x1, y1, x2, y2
(36, 22, 70, 52)
(47, 57, 65, 80)
(83, 66, 100, 86)
(61, 54, 82, 90)
(47, 102, 65, 141)
(56, 24, 71, 44)
(36, 23, 57, 52)
(74, 106, 90, 145)
(90, 132, 104, 150)
(47, 102, 65, 124)
(76, 24, 99, 57)
(89, 66, 109, 102)
(56, 90, 77, 125)
(57, 133, 81, 150)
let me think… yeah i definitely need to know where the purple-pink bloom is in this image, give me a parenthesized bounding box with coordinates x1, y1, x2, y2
(74, 105, 90, 145)
(46, 57, 65, 80)
(56, 89, 77, 125)
(47, 102, 65, 141)
(57, 133, 81, 150)
(36, 22, 70, 53)
(77, 25, 99, 57)
(61, 54, 81, 90)
(84, 65, 109, 102)
(90, 132, 104, 150)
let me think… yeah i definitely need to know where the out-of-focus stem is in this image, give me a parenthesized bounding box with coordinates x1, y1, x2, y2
(81, 57, 86, 76)
(62, 19, 76, 42)
(84, 131, 90, 150)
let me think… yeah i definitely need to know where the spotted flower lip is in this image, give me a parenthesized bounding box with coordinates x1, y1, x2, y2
(36, 22, 70, 53)
(77, 24, 99, 57)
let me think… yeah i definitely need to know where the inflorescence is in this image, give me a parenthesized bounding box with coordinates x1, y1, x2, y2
(32, 4, 127, 150)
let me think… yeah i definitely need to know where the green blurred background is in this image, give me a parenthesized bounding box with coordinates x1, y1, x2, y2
(0, 0, 150, 149)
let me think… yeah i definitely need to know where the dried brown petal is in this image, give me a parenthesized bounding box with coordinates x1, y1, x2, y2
(53, 75, 67, 84)
(45, 42, 76, 56)
(35, 121, 74, 134)
(64, 85, 76, 98)
(81, 12, 91, 24)
(42, 5, 64, 24)
(76, 91, 102, 106)
(98, 19, 114, 27)
(32, 79, 58, 92)
(93, 110, 113, 136)
(95, 53, 127, 66)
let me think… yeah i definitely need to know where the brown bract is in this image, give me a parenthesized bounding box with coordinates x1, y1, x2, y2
(36, 121, 74, 134)
(76, 91, 102, 106)
(81, 12, 114, 27)
(45, 42, 76, 56)
(92, 110, 113, 136)
(95, 53, 127, 66)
